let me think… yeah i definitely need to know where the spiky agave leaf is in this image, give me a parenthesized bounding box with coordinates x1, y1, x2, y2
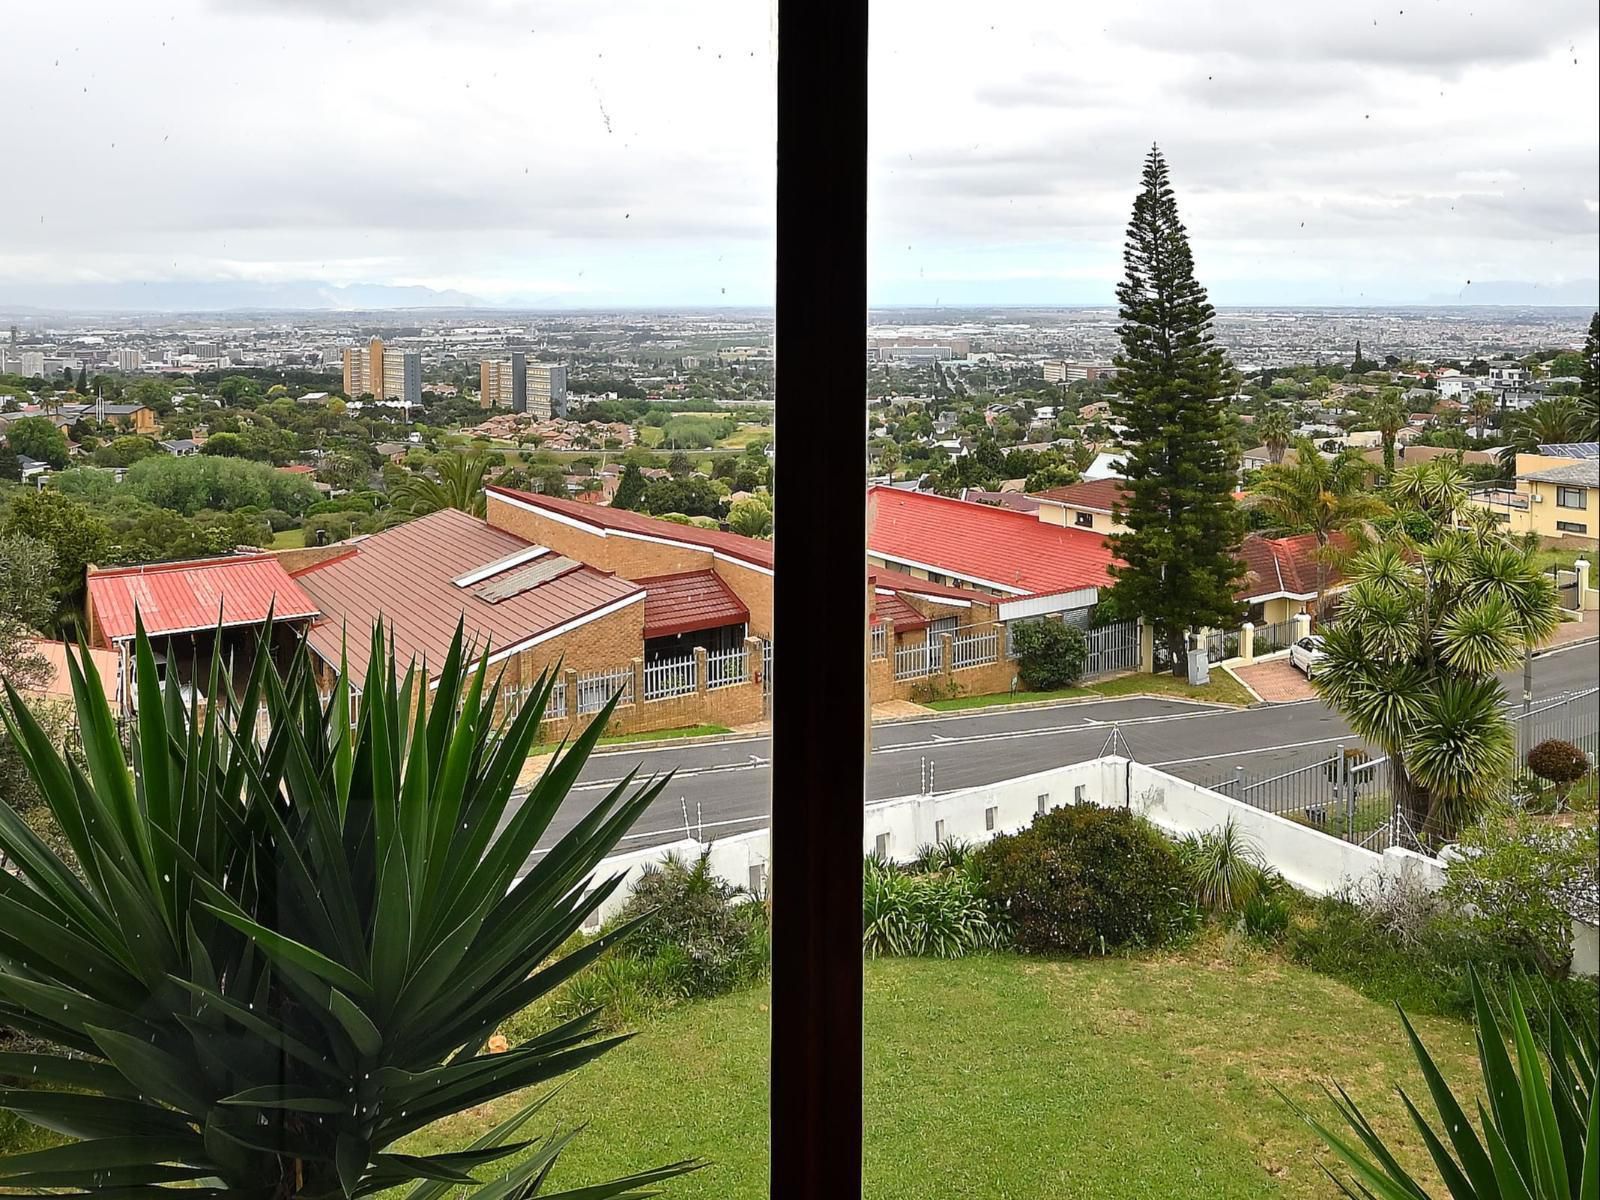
(0, 618, 698, 1198)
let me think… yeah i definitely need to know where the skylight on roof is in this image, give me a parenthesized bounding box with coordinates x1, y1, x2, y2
(451, 545, 549, 589)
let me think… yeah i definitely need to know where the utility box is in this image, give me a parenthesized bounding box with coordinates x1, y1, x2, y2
(1187, 647, 1210, 686)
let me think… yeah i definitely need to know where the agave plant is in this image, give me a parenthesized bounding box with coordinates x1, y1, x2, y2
(1286, 970, 1597, 1200)
(1177, 817, 1267, 915)
(0, 619, 695, 1198)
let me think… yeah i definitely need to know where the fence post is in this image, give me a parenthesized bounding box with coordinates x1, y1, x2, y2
(1337, 745, 1352, 836)
(629, 658, 644, 707)
(1239, 621, 1254, 664)
(1291, 612, 1312, 642)
(695, 646, 710, 696)
(939, 633, 955, 685)
(1137, 619, 1153, 673)
(1576, 558, 1592, 607)
(743, 635, 762, 685)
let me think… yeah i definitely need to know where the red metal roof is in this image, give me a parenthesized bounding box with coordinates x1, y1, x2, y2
(292, 507, 642, 680)
(639, 571, 750, 639)
(868, 565, 990, 606)
(1035, 477, 1128, 513)
(867, 486, 1116, 598)
(88, 555, 321, 642)
(487, 485, 774, 570)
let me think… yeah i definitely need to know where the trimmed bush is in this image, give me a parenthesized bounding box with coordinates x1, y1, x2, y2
(973, 803, 1193, 955)
(1010, 619, 1088, 690)
(1527, 738, 1591, 805)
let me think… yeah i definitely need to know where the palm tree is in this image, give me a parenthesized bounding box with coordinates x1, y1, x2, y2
(389, 450, 490, 519)
(1356, 387, 1409, 476)
(1254, 406, 1293, 466)
(1466, 389, 1496, 439)
(1313, 495, 1560, 845)
(1500, 396, 1596, 468)
(0, 622, 695, 1197)
(1252, 438, 1389, 619)
(1388, 457, 1471, 525)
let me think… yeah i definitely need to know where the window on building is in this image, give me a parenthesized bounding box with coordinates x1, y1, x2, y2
(1557, 486, 1588, 509)
(1556, 521, 1588, 534)
(1075, 511, 1095, 527)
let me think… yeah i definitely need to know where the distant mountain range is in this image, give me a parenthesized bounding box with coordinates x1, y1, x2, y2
(0, 281, 487, 313)
(1420, 279, 1599, 307)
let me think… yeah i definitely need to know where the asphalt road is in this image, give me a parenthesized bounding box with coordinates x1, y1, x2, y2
(526, 641, 1597, 856)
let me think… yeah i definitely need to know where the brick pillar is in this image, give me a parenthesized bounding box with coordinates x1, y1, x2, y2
(1291, 612, 1312, 643)
(1138, 619, 1154, 672)
(563, 666, 580, 733)
(939, 633, 955, 684)
(743, 635, 763, 685)
(695, 646, 710, 695)
(630, 658, 644, 706)
(1239, 621, 1255, 664)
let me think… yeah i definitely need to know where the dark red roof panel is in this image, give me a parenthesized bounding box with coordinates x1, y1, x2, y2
(873, 591, 930, 631)
(639, 571, 751, 639)
(88, 555, 321, 642)
(1035, 477, 1129, 513)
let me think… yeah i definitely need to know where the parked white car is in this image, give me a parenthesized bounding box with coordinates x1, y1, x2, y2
(1289, 635, 1325, 677)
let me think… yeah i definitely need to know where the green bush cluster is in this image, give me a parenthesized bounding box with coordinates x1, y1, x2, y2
(972, 804, 1195, 955)
(862, 856, 1005, 959)
(1009, 619, 1088, 691)
(521, 850, 770, 1036)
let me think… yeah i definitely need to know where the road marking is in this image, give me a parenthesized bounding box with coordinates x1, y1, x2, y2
(1149, 733, 1362, 769)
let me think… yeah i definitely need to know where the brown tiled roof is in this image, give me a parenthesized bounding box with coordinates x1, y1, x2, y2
(487, 485, 774, 570)
(291, 507, 642, 679)
(1034, 477, 1128, 513)
(639, 571, 750, 639)
(873, 592, 930, 631)
(1237, 532, 1350, 601)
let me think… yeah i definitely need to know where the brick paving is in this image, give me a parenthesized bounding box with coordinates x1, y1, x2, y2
(1233, 657, 1317, 703)
(1544, 609, 1598, 651)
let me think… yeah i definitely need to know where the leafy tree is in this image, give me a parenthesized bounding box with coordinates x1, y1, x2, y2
(0, 531, 57, 633)
(726, 494, 774, 539)
(389, 451, 490, 518)
(200, 430, 246, 457)
(611, 462, 647, 510)
(1466, 390, 1497, 439)
(74, 364, 88, 393)
(124, 455, 320, 516)
(667, 450, 695, 478)
(1313, 471, 1561, 846)
(1356, 387, 1409, 476)
(316, 450, 371, 493)
(215, 373, 261, 405)
(0, 623, 696, 1198)
(0, 490, 111, 605)
(1254, 406, 1293, 466)
(641, 477, 724, 519)
(0, 444, 17, 482)
(3, 415, 70, 469)
(1106, 146, 1245, 663)
(89, 434, 159, 468)
(1252, 438, 1388, 618)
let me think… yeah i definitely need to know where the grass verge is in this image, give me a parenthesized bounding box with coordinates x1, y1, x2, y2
(531, 723, 733, 756)
(270, 527, 306, 550)
(1087, 670, 1255, 707)
(924, 685, 1094, 711)
(400, 942, 1477, 1200)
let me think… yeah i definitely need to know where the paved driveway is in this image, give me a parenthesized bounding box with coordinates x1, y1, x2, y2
(1233, 657, 1317, 703)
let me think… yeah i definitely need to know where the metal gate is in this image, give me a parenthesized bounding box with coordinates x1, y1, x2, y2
(1082, 620, 1139, 679)
(1207, 747, 1399, 850)
(1555, 568, 1581, 611)
(762, 640, 773, 718)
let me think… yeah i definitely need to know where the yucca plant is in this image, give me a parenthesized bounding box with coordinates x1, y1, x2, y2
(0, 619, 696, 1198)
(1286, 969, 1598, 1199)
(1177, 817, 1267, 915)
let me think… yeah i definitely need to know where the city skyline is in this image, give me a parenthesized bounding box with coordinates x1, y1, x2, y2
(2, 0, 1596, 311)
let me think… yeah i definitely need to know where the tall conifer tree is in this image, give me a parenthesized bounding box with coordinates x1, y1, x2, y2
(1107, 146, 1244, 665)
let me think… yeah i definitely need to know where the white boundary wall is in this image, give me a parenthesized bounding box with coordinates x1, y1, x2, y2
(556, 754, 1596, 976)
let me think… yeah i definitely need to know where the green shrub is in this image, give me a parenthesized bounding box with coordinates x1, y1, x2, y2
(612, 849, 769, 1001)
(1241, 890, 1291, 941)
(912, 837, 974, 874)
(1441, 809, 1598, 979)
(973, 803, 1192, 955)
(862, 857, 1006, 958)
(1526, 737, 1591, 806)
(1009, 619, 1088, 691)
(1177, 817, 1268, 914)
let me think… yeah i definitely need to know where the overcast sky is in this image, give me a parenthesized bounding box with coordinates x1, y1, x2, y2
(2, 0, 1596, 309)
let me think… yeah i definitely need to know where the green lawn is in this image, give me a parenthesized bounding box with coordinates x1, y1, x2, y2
(531, 723, 732, 756)
(1531, 547, 1592, 574)
(637, 426, 666, 447)
(714, 423, 774, 450)
(926, 685, 1094, 711)
(402, 946, 1477, 1199)
(1089, 669, 1254, 707)
(271, 527, 306, 550)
